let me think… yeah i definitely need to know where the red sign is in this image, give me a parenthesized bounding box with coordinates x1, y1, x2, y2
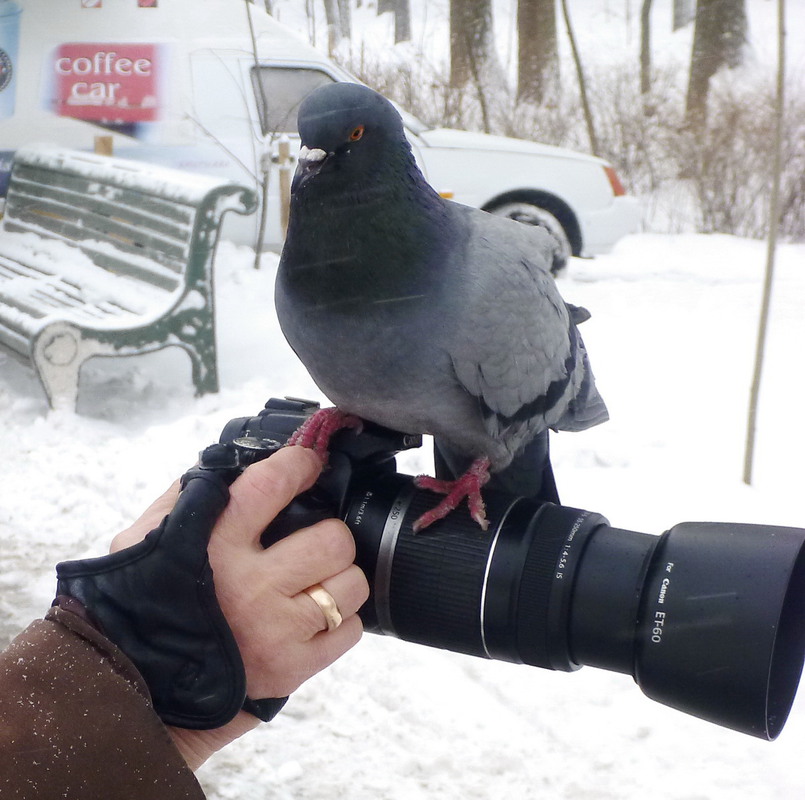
(51, 43, 160, 123)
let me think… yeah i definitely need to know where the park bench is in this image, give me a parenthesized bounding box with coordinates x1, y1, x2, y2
(0, 145, 257, 410)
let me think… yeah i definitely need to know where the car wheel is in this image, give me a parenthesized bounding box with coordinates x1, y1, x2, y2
(489, 202, 572, 275)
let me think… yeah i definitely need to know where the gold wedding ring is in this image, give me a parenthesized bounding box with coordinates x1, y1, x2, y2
(303, 583, 343, 631)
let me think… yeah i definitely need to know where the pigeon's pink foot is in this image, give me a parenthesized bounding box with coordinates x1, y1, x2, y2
(287, 407, 363, 460)
(413, 457, 492, 532)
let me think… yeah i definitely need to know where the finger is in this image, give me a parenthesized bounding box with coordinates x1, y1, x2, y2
(110, 478, 182, 553)
(298, 564, 369, 633)
(262, 518, 357, 597)
(312, 613, 364, 658)
(320, 564, 370, 619)
(215, 446, 324, 549)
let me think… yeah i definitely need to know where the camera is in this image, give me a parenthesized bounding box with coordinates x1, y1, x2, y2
(221, 397, 805, 740)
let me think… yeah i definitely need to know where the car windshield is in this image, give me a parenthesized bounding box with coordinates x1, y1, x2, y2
(395, 105, 430, 135)
(250, 65, 431, 138)
(250, 66, 335, 136)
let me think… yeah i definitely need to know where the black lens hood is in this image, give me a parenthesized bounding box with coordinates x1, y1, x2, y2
(634, 522, 805, 739)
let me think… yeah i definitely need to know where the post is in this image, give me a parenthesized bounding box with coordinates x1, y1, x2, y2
(253, 142, 272, 271)
(278, 135, 292, 238)
(94, 135, 113, 156)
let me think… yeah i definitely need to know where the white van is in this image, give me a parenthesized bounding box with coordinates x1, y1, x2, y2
(0, 0, 639, 263)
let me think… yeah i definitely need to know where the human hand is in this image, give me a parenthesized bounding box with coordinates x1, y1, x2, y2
(111, 445, 368, 769)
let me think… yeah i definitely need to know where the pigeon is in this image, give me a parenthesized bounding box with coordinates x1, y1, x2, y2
(276, 82, 608, 531)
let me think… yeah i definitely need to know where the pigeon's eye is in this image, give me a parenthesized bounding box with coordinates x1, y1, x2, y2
(349, 125, 365, 142)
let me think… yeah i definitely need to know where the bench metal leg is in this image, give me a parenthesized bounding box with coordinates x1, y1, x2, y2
(30, 308, 220, 409)
(187, 346, 219, 396)
(31, 323, 89, 411)
(171, 308, 219, 396)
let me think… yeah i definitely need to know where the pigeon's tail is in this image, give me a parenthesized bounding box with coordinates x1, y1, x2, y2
(434, 431, 560, 503)
(554, 325, 609, 433)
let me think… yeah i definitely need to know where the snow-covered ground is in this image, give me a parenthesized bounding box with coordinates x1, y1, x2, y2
(2, 1, 804, 796)
(1, 233, 803, 799)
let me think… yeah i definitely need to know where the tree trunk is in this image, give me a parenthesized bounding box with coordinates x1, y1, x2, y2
(304, 0, 317, 48)
(686, 0, 748, 123)
(517, 0, 558, 104)
(337, 0, 351, 40)
(377, 0, 411, 43)
(640, 0, 653, 95)
(673, 0, 696, 30)
(393, 0, 411, 44)
(323, 0, 341, 55)
(449, 0, 499, 89)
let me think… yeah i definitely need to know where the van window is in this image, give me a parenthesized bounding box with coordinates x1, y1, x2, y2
(251, 67, 334, 136)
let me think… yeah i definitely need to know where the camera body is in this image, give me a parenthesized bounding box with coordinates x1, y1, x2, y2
(222, 397, 805, 740)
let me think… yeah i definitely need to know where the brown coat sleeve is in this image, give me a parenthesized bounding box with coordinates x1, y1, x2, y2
(0, 605, 205, 800)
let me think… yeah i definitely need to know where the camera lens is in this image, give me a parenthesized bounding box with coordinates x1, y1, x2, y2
(345, 472, 805, 739)
(347, 472, 614, 667)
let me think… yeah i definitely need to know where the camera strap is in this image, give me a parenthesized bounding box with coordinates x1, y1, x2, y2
(54, 444, 286, 730)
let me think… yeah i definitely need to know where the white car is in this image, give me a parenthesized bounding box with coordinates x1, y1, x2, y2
(250, 63, 640, 270)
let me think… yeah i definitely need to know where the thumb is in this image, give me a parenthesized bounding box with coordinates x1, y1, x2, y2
(212, 446, 324, 550)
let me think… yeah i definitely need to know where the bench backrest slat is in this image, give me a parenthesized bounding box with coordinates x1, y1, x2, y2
(10, 165, 196, 242)
(6, 164, 197, 274)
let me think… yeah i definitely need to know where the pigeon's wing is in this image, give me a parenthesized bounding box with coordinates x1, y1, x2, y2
(449, 211, 607, 452)
(566, 302, 591, 325)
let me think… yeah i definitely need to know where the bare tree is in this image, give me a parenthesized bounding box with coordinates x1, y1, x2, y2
(517, 0, 558, 105)
(686, 0, 748, 123)
(640, 0, 653, 96)
(304, 0, 317, 47)
(449, 0, 500, 89)
(449, 0, 504, 133)
(322, 0, 340, 54)
(744, 0, 786, 485)
(560, 0, 599, 155)
(393, 0, 411, 43)
(673, 0, 696, 30)
(377, 0, 411, 44)
(337, 0, 351, 40)
(323, 0, 352, 54)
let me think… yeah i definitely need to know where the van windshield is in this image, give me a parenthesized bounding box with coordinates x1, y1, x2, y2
(251, 66, 334, 136)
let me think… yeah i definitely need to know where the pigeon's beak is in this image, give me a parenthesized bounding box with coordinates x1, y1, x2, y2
(292, 146, 329, 194)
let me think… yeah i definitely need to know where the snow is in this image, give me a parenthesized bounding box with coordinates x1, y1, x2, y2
(0, 231, 178, 328)
(1, 232, 803, 799)
(298, 146, 328, 163)
(16, 144, 244, 206)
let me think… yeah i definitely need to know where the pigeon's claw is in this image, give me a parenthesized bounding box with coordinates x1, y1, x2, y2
(287, 407, 363, 461)
(413, 457, 492, 533)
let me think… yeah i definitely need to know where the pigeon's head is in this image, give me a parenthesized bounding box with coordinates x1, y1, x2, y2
(292, 83, 409, 194)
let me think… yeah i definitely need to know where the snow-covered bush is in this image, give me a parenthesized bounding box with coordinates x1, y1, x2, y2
(339, 50, 804, 242)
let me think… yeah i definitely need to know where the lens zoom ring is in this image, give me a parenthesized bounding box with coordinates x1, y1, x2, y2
(388, 491, 505, 658)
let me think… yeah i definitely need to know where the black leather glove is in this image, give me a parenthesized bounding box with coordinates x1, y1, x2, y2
(54, 443, 286, 729)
